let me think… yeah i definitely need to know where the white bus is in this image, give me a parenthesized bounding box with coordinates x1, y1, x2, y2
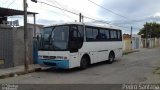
(38, 22, 123, 69)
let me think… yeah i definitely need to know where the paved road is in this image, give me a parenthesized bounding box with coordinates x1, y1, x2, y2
(0, 48, 160, 84)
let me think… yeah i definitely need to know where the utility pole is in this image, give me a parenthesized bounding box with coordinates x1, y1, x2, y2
(33, 14, 36, 37)
(23, 0, 29, 71)
(145, 25, 148, 48)
(130, 26, 132, 50)
(79, 13, 82, 22)
(82, 15, 84, 23)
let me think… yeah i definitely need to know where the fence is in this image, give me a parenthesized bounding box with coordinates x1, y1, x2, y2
(141, 38, 160, 48)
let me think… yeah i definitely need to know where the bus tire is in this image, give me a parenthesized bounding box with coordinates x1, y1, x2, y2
(80, 57, 89, 69)
(107, 52, 115, 64)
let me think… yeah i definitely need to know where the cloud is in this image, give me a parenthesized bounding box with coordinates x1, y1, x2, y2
(97, 0, 160, 34)
(154, 12, 160, 17)
(1, 0, 160, 34)
(99, 0, 160, 19)
(37, 19, 65, 26)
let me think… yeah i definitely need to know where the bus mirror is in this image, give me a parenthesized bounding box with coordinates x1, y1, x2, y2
(79, 37, 83, 42)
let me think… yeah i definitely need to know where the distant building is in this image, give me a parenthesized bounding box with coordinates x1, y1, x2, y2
(123, 34, 141, 52)
(123, 34, 131, 39)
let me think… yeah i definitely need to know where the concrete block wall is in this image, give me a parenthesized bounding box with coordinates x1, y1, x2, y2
(123, 38, 132, 52)
(0, 25, 14, 68)
(0, 25, 33, 69)
(13, 28, 33, 66)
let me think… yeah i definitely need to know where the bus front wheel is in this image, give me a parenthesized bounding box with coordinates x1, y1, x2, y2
(80, 57, 89, 69)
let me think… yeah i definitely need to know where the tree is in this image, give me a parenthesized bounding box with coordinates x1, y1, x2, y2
(138, 22, 160, 38)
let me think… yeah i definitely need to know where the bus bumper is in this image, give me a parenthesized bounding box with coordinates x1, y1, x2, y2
(38, 59, 69, 69)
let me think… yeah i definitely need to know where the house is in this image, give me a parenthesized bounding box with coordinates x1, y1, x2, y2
(0, 7, 38, 69)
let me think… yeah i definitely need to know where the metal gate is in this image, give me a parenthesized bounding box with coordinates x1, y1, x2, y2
(0, 26, 14, 68)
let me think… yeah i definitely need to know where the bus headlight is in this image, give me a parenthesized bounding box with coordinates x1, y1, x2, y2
(56, 56, 68, 60)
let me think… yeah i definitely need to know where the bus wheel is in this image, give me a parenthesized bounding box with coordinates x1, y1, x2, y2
(107, 52, 114, 64)
(80, 57, 89, 69)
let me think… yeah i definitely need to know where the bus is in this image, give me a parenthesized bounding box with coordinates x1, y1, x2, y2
(38, 22, 123, 69)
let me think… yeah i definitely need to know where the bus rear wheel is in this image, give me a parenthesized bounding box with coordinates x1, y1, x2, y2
(107, 52, 115, 64)
(80, 57, 89, 69)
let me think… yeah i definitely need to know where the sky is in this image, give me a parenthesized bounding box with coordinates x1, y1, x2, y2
(0, 0, 160, 34)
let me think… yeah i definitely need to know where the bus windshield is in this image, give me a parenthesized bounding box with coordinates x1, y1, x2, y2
(40, 26, 69, 51)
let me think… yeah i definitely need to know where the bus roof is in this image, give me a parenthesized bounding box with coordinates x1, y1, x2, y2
(44, 22, 121, 30)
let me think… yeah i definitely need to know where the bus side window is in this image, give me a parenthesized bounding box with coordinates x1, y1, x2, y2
(98, 29, 107, 41)
(86, 27, 98, 41)
(105, 30, 110, 39)
(93, 28, 98, 40)
(78, 25, 84, 38)
(110, 30, 117, 39)
(86, 28, 93, 41)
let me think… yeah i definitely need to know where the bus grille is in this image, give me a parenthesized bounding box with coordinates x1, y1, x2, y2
(43, 56, 56, 59)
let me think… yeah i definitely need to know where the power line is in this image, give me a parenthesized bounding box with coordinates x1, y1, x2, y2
(38, 1, 79, 16)
(1, 0, 9, 6)
(35, 1, 139, 30)
(38, 1, 111, 24)
(46, 0, 74, 20)
(51, 0, 80, 14)
(38, 0, 109, 23)
(88, 0, 129, 20)
(37, 0, 111, 24)
(87, 0, 143, 30)
(35, 4, 74, 21)
(116, 18, 160, 24)
(52, 0, 80, 14)
(88, 0, 142, 29)
(49, 0, 111, 23)
(7, 0, 16, 8)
